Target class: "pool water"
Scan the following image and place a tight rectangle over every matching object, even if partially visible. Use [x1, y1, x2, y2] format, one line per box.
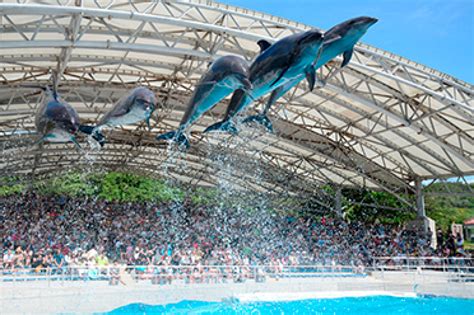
[104, 296, 474, 315]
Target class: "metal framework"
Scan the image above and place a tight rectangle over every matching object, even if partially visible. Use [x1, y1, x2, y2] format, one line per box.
[0, 0, 473, 208]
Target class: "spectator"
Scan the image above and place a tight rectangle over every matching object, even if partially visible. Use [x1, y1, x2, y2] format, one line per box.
[1, 192, 467, 275]
[53, 247, 65, 274]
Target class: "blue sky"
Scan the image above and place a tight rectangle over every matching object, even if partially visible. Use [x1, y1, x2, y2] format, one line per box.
[224, 0, 474, 84]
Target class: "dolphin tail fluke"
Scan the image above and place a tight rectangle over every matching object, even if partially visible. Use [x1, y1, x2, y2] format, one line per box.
[156, 130, 190, 149]
[156, 130, 177, 141]
[203, 120, 238, 135]
[79, 125, 105, 147]
[242, 114, 274, 133]
[92, 130, 106, 147]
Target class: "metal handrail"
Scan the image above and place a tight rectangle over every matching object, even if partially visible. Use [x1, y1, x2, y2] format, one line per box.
[2, 262, 473, 286]
[374, 256, 473, 261]
[371, 257, 473, 270]
[0, 264, 366, 283]
[0, 264, 364, 273]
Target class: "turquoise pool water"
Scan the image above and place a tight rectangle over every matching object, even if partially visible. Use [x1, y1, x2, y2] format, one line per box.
[104, 296, 474, 314]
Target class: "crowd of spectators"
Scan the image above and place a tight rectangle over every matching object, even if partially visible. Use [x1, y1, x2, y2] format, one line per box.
[1, 192, 468, 278]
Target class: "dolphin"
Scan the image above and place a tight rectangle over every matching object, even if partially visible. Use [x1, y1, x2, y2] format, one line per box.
[203, 28, 325, 134]
[79, 87, 156, 147]
[243, 16, 378, 132]
[156, 55, 252, 148]
[34, 86, 81, 148]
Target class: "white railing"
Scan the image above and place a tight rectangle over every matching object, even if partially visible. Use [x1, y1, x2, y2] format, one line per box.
[0, 264, 366, 284]
[371, 256, 474, 272]
[1, 258, 472, 285]
[370, 257, 474, 288]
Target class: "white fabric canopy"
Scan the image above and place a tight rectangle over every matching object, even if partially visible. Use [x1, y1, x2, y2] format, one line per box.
[0, 0, 472, 200]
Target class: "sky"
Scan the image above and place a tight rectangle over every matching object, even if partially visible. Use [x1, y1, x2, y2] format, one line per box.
[224, 0, 474, 84]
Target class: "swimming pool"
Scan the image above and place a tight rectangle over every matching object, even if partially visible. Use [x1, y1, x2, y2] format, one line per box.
[104, 295, 474, 314]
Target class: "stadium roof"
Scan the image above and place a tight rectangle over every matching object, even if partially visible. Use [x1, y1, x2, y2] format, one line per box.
[0, 0, 473, 205]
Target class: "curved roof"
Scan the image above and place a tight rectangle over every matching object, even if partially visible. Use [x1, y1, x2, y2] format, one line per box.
[0, 0, 473, 203]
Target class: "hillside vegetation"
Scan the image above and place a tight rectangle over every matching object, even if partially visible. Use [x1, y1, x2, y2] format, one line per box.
[1, 172, 472, 230]
[424, 182, 474, 230]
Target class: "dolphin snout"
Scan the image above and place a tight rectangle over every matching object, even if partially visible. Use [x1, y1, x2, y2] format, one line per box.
[365, 17, 378, 26]
[356, 16, 378, 27]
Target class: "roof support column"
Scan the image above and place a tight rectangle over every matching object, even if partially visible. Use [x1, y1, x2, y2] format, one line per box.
[415, 178, 427, 233]
[334, 186, 342, 218]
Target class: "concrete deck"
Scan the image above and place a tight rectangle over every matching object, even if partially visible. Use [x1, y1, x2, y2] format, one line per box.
[1, 272, 473, 314]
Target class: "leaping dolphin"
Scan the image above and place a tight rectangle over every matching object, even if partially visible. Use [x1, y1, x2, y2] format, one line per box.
[156, 55, 252, 148]
[203, 29, 325, 134]
[243, 16, 378, 132]
[34, 86, 81, 148]
[79, 87, 156, 147]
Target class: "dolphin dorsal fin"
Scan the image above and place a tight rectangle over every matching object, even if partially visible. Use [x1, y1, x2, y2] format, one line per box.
[257, 40, 272, 53]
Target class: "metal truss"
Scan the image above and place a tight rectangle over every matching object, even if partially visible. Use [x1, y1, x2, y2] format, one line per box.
[0, 0, 473, 209]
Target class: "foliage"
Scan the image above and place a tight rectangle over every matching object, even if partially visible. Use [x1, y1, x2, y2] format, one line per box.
[424, 182, 474, 231]
[0, 172, 472, 230]
[34, 172, 101, 197]
[189, 187, 221, 206]
[344, 203, 416, 225]
[343, 189, 416, 225]
[0, 183, 25, 197]
[0, 176, 26, 197]
[464, 241, 474, 251]
[98, 172, 184, 202]
[0, 171, 185, 203]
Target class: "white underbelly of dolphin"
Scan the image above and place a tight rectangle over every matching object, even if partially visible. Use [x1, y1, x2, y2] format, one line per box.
[189, 86, 234, 124]
[45, 128, 73, 142]
[250, 67, 304, 100]
[107, 106, 146, 127]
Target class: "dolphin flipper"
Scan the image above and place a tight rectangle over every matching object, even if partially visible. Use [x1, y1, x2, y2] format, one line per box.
[156, 130, 190, 149]
[305, 65, 316, 91]
[70, 136, 82, 150]
[269, 35, 308, 88]
[341, 49, 353, 68]
[203, 120, 238, 135]
[270, 65, 290, 87]
[263, 81, 298, 114]
[243, 114, 274, 133]
[146, 116, 152, 131]
[269, 40, 301, 88]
